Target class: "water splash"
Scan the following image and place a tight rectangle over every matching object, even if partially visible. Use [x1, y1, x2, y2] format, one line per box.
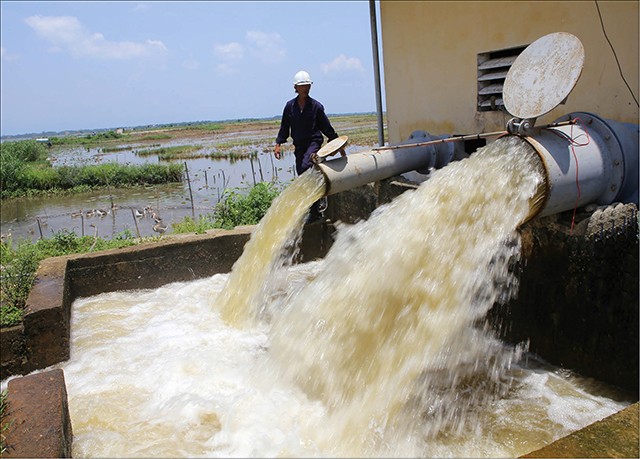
[265, 136, 547, 455]
[216, 168, 326, 327]
[58, 262, 628, 458]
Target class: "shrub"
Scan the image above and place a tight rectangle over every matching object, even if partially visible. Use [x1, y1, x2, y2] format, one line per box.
[212, 181, 282, 230]
[0, 243, 39, 317]
[171, 181, 283, 233]
[0, 229, 139, 328]
[172, 215, 217, 234]
[0, 140, 46, 162]
[0, 140, 48, 193]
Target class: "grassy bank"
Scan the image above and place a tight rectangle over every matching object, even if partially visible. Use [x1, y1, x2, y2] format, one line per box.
[0, 180, 282, 328]
[0, 140, 184, 199]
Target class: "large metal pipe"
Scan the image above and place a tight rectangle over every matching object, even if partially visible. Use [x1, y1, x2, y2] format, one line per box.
[314, 130, 463, 196]
[314, 112, 639, 222]
[520, 111, 639, 219]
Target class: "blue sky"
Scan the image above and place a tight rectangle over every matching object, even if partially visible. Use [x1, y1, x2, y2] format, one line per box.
[1, 1, 384, 136]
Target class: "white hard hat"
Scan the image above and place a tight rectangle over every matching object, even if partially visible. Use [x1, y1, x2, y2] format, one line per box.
[293, 70, 313, 86]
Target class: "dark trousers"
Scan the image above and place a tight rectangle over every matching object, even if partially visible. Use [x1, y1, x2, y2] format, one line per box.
[294, 141, 322, 176]
[294, 140, 324, 218]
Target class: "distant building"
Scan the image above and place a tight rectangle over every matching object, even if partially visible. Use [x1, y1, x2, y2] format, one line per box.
[35, 138, 53, 147]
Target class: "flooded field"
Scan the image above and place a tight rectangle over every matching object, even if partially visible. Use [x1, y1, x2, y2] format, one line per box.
[1, 115, 380, 242]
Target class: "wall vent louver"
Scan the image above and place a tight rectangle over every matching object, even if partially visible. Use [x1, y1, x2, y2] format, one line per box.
[477, 45, 528, 112]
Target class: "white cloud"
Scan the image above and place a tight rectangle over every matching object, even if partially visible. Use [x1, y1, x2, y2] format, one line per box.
[321, 54, 365, 75]
[212, 30, 285, 75]
[245, 30, 286, 63]
[26, 15, 82, 44]
[213, 42, 244, 60]
[24, 15, 168, 60]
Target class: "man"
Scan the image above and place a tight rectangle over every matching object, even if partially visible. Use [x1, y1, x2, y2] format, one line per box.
[274, 70, 338, 221]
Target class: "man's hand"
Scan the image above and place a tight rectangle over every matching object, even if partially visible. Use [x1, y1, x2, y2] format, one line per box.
[274, 143, 282, 160]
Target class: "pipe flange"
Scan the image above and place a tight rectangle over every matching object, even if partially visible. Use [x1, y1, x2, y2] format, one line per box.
[558, 112, 625, 205]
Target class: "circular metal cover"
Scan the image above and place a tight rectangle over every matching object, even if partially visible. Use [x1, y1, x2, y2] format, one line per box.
[503, 32, 584, 120]
[316, 135, 349, 159]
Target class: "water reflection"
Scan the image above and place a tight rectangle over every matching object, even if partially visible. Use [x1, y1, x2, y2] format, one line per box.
[1, 135, 372, 243]
[1, 153, 297, 243]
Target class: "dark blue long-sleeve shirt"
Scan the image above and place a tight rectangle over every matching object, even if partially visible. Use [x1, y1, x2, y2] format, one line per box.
[276, 96, 338, 147]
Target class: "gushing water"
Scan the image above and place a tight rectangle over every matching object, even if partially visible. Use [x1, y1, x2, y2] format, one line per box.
[217, 169, 325, 327]
[265, 136, 548, 454]
[50, 137, 630, 457]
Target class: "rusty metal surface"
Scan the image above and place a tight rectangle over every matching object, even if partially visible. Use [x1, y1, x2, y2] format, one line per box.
[503, 32, 584, 120]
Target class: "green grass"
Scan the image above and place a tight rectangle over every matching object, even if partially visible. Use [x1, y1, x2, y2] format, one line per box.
[134, 134, 173, 141]
[0, 140, 184, 199]
[100, 145, 142, 153]
[47, 129, 171, 145]
[205, 181, 283, 230]
[134, 144, 204, 158]
[171, 214, 218, 234]
[183, 122, 224, 131]
[0, 180, 283, 328]
[169, 181, 284, 233]
[209, 149, 258, 161]
[0, 228, 141, 328]
[49, 130, 124, 147]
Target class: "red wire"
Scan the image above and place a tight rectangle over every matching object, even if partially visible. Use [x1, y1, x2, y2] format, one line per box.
[548, 118, 591, 234]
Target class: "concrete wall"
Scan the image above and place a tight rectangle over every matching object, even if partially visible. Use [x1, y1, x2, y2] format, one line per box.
[3, 369, 73, 458]
[490, 204, 639, 396]
[524, 402, 639, 458]
[379, 1, 639, 144]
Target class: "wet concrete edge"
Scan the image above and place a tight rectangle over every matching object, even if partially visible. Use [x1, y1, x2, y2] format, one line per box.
[3, 369, 72, 458]
[521, 402, 639, 458]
